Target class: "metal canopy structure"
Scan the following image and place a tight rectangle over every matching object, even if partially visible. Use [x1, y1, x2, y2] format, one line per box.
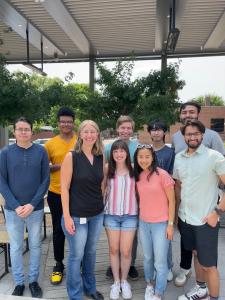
[0, 0, 225, 64]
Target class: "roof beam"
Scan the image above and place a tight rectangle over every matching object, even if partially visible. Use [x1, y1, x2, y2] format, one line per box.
[155, 0, 169, 51]
[0, 0, 64, 57]
[40, 0, 90, 55]
[155, 0, 186, 52]
[204, 10, 225, 49]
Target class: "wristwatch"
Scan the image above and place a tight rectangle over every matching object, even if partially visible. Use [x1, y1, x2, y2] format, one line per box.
[168, 221, 174, 226]
[214, 206, 224, 216]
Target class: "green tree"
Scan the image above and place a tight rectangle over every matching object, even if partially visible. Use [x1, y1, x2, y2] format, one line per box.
[0, 56, 42, 124]
[192, 94, 224, 106]
[95, 60, 143, 128]
[133, 63, 185, 128]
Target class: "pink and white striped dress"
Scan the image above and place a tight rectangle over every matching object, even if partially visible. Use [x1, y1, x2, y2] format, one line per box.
[104, 174, 138, 216]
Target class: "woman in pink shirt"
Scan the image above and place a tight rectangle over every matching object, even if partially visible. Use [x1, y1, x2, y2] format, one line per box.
[104, 139, 138, 300]
[134, 144, 175, 300]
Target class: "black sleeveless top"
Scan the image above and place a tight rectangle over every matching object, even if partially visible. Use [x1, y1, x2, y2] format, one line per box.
[69, 151, 104, 217]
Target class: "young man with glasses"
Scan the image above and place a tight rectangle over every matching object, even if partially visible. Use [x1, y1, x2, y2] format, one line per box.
[45, 107, 77, 285]
[173, 120, 225, 300]
[172, 101, 225, 287]
[0, 117, 50, 297]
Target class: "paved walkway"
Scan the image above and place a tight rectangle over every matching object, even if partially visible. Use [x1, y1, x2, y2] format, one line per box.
[0, 225, 225, 300]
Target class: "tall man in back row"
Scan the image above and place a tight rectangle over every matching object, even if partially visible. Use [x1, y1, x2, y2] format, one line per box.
[173, 120, 225, 300]
[45, 107, 77, 285]
[172, 101, 225, 287]
[105, 115, 139, 280]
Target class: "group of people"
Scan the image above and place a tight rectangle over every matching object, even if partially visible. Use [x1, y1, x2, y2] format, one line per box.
[0, 102, 225, 300]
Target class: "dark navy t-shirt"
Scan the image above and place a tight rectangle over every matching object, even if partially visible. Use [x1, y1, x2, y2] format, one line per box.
[155, 145, 175, 174]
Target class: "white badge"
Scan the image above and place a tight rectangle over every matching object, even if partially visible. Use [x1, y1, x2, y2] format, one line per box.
[80, 217, 87, 224]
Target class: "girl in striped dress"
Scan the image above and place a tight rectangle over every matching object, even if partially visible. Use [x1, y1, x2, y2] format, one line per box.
[104, 139, 138, 300]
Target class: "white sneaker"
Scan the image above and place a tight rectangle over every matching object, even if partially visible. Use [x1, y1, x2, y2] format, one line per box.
[145, 285, 154, 300]
[174, 268, 192, 287]
[167, 269, 173, 282]
[110, 282, 121, 300]
[177, 284, 208, 300]
[151, 295, 162, 300]
[121, 280, 132, 299]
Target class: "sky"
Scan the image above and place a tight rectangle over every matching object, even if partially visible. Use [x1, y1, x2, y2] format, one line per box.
[7, 55, 225, 102]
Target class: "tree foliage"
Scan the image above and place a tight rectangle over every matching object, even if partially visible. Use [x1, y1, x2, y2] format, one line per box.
[192, 94, 224, 106]
[96, 60, 185, 129]
[1, 55, 185, 131]
[0, 55, 42, 125]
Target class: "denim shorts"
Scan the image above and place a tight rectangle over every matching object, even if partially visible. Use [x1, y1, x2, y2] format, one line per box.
[104, 214, 138, 231]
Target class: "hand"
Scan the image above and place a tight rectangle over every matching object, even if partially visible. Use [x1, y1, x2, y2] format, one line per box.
[18, 204, 34, 218]
[203, 211, 219, 228]
[15, 206, 25, 216]
[166, 225, 174, 240]
[65, 216, 75, 235]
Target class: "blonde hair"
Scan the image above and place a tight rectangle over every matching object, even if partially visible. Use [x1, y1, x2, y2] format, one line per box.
[116, 115, 135, 130]
[74, 120, 104, 155]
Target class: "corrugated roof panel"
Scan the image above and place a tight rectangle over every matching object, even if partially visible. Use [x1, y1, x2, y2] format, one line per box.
[8, 0, 84, 58]
[63, 0, 156, 55]
[177, 0, 225, 51]
[2, 0, 225, 61]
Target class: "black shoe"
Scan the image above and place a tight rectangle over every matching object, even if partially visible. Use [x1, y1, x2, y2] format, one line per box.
[128, 266, 139, 280]
[12, 284, 25, 296]
[105, 266, 113, 279]
[29, 282, 43, 298]
[85, 290, 104, 300]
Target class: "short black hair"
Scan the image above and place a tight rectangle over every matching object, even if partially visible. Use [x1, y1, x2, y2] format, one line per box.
[57, 107, 75, 121]
[14, 117, 33, 130]
[181, 120, 206, 136]
[147, 119, 167, 133]
[180, 101, 201, 114]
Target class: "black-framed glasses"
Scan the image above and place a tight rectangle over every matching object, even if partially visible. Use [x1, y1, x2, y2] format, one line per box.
[59, 120, 74, 125]
[184, 132, 202, 138]
[137, 144, 153, 149]
[15, 128, 31, 133]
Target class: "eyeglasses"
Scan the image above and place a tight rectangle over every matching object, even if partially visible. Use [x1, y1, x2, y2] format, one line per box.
[184, 132, 202, 138]
[59, 120, 74, 125]
[137, 144, 153, 149]
[15, 128, 31, 132]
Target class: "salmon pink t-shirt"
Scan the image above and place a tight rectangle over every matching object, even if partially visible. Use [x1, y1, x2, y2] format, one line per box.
[136, 168, 175, 223]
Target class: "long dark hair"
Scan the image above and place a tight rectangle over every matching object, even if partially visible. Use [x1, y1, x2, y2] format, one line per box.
[108, 139, 134, 179]
[134, 145, 158, 181]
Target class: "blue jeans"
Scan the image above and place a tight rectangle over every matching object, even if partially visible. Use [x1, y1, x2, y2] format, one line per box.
[62, 213, 103, 300]
[104, 214, 138, 231]
[139, 220, 169, 295]
[5, 209, 43, 285]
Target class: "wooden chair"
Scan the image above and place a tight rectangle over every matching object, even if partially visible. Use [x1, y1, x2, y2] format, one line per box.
[0, 194, 29, 279]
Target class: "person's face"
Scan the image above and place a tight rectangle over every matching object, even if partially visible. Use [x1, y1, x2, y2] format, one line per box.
[80, 124, 98, 146]
[137, 148, 153, 171]
[184, 126, 203, 149]
[112, 148, 127, 164]
[180, 105, 199, 125]
[117, 122, 133, 141]
[58, 116, 74, 134]
[149, 128, 165, 143]
[14, 121, 32, 144]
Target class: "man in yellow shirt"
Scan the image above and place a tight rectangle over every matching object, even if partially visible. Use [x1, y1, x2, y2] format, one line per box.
[45, 107, 77, 285]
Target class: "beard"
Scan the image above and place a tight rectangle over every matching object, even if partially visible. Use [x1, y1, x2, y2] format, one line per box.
[180, 117, 198, 125]
[186, 140, 202, 149]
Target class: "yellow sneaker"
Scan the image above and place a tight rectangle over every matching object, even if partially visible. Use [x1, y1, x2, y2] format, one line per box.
[50, 262, 64, 285]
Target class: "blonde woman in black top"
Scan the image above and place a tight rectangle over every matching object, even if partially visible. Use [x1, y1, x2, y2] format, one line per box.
[61, 120, 105, 300]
